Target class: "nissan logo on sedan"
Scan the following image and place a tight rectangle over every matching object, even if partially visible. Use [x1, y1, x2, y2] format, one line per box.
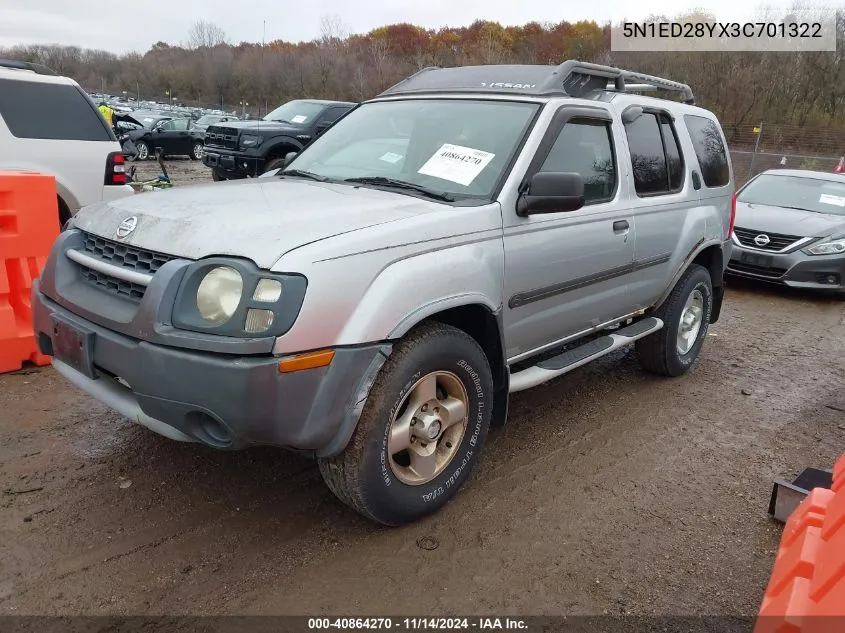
[754, 234, 770, 247]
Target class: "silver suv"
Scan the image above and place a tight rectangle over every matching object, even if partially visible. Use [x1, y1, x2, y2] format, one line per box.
[32, 61, 734, 525]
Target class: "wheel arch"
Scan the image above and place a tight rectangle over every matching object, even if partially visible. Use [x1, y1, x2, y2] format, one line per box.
[263, 137, 304, 162]
[406, 301, 510, 429]
[652, 240, 726, 323]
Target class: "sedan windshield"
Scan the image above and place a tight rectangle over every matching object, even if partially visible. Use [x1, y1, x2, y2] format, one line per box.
[739, 174, 845, 216]
[282, 99, 540, 199]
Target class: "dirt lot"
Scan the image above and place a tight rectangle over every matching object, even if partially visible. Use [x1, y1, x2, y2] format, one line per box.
[1, 160, 844, 618]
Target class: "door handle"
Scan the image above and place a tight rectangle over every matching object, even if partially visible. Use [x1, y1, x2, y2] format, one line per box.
[613, 220, 629, 233]
[692, 171, 702, 190]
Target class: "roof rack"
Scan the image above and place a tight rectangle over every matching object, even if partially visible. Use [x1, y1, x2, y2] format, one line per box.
[0, 59, 58, 76]
[378, 59, 695, 105]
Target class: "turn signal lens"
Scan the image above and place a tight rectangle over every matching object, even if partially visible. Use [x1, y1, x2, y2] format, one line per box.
[278, 349, 335, 373]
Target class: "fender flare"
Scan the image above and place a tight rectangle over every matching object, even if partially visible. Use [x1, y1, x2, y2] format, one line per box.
[652, 238, 726, 312]
[387, 293, 502, 339]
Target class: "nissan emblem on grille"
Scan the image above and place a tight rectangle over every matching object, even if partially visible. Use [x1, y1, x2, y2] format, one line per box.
[754, 234, 770, 247]
[116, 216, 138, 239]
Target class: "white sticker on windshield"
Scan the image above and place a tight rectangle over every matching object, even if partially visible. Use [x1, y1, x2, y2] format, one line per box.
[291, 115, 307, 123]
[379, 152, 404, 164]
[819, 193, 845, 207]
[417, 143, 495, 186]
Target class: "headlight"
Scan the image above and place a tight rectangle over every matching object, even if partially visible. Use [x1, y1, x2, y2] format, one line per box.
[172, 258, 308, 338]
[804, 238, 845, 256]
[196, 266, 243, 324]
[239, 134, 263, 148]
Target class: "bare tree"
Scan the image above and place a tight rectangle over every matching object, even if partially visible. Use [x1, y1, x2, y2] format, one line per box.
[187, 20, 228, 50]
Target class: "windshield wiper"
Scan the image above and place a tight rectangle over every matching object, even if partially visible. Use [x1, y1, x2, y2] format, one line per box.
[343, 177, 455, 202]
[280, 169, 328, 182]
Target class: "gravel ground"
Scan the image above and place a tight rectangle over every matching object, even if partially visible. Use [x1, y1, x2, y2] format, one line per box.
[1, 160, 844, 618]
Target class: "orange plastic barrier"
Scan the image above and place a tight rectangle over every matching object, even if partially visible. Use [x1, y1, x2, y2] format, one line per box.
[0, 172, 59, 374]
[755, 453, 845, 633]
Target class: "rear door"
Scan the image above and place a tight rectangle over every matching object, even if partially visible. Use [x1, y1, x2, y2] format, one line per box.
[618, 105, 692, 307]
[0, 76, 119, 210]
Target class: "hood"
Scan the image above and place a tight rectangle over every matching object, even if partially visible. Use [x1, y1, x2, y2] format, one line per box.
[208, 120, 302, 135]
[734, 202, 845, 238]
[72, 178, 445, 269]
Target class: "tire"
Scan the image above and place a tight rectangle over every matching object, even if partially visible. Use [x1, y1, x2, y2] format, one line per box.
[636, 263, 713, 377]
[318, 322, 494, 526]
[191, 141, 203, 160]
[135, 141, 149, 161]
[262, 157, 286, 174]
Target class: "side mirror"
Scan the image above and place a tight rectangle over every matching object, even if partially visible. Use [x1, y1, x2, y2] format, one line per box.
[516, 172, 585, 217]
[315, 122, 330, 134]
[283, 151, 298, 167]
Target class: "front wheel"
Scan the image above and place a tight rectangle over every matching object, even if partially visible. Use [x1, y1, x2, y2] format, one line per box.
[262, 157, 286, 174]
[318, 322, 494, 526]
[636, 263, 713, 377]
[191, 141, 203, 160]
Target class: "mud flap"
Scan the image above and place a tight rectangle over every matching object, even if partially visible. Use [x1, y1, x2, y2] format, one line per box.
[709, 284, 725, 323]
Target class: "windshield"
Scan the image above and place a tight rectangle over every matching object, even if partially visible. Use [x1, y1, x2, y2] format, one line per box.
[739, 174, 845, 215]
[263, 101, 325, 124]
[195, 115, 224, 126]
[283, 99, 540, 199]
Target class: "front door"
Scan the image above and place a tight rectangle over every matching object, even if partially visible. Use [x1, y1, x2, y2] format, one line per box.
[502, 106, 637, 361]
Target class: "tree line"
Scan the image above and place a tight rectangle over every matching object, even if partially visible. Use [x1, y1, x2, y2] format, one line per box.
[2, 12, 843, 129]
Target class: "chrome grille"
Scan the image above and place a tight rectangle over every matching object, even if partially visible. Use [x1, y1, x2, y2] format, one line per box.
[733, 227, 803, 252]
[78, 265, 147, 302]
[81, 231, 174, 275]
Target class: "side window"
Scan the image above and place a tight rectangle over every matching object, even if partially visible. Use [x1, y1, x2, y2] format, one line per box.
[624, 111, 685, 196]
[0, 78, 112, 141]
[319, 106, 350, 126]
[156, 120, 172, 131]
[171, 119, 189, 131]
[538, 120, 617, 205]
[660, 115, 684, 190]
[624, 112, 668, 195]
[684, 114, 730, 188]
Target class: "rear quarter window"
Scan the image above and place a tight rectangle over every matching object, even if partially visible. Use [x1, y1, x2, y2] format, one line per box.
[683, 114, 730, 188]
[0, 78, 114, 141]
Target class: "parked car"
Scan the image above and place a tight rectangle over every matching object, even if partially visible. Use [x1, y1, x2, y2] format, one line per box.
[202, 99, 355, 180]
[0, 59, 132, 227]
[33, 60, 733, 525]
[727, 169, 845, 294]
[121, 115, 203, 161]
[192, 113, 239, 138]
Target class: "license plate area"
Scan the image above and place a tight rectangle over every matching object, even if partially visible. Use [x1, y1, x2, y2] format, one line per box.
[740, 251, 773, 268]
[51, 316, 97, 379]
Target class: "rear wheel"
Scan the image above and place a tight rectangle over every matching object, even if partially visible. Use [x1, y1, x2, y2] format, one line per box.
[636, 263, 713, 377]
[318, 322, 494, 526]
[191, 141, 203, 160]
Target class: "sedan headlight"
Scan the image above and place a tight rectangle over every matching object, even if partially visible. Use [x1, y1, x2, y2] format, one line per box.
[804, 238, 845, 256]
[196, 266, 243, 324]
[239, 134, 263, 149]
[172, 257, 308, 338]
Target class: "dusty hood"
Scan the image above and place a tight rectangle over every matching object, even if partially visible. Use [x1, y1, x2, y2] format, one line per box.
[734, 202, 845, 238]
[72, 177, 443, 268]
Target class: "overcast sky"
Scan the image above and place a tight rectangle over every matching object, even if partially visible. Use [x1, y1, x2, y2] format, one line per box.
[0, 0, 818, 54]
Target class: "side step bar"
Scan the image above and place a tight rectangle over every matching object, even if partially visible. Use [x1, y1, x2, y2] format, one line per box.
[508, 317, 664, 393]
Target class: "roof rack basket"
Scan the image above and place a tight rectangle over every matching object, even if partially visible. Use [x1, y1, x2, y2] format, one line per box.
[549, 60, 695, 105]
[0, 59, 58, 76]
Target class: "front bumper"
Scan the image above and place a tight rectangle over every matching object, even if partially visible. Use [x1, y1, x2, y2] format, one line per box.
[202, 149, 262, 178]
[31, 229, 391, 456]
[727, 241, 845, 292]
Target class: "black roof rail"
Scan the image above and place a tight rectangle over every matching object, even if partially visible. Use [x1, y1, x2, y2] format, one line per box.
[377, 59, 695, 105]
[0, 59, 58, 76]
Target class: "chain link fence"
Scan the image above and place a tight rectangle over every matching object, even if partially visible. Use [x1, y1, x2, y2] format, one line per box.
[724, 123, 845, 187]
